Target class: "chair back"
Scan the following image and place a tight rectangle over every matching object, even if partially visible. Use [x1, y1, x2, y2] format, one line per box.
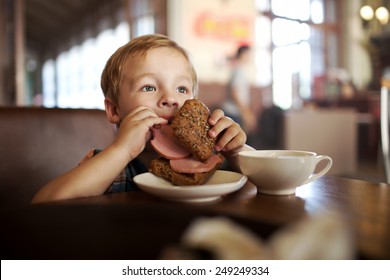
[0, 107, 116, 211]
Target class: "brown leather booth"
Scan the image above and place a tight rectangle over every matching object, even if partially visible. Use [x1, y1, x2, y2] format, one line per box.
[0, 107, 116, 211]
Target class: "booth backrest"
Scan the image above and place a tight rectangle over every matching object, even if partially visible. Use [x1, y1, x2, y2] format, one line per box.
[0, 107, 116, 211]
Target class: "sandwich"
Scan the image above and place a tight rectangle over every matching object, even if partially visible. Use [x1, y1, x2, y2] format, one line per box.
[149, 99, 224, 185]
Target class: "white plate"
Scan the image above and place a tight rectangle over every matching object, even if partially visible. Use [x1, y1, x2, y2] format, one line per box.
[134, 170, 247, 203]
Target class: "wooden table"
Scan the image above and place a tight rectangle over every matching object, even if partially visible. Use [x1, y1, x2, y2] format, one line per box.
[1, 175, 389, 260]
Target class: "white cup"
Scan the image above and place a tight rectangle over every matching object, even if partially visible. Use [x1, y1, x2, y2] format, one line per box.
[238, 150, 333, 195]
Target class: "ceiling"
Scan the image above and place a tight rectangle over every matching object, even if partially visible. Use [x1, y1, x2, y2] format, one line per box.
[25, 0, 122, 57]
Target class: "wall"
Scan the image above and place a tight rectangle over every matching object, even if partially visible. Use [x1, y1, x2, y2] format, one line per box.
[168, 0, 256, 84]
[169, 0, 375, 93]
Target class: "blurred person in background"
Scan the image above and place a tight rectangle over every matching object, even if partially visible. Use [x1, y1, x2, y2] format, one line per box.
[222, 44, 257, 135]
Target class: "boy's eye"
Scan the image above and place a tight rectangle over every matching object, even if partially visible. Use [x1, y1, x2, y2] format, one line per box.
[177, 87, 189, 94]
[142, 85, 156, 92]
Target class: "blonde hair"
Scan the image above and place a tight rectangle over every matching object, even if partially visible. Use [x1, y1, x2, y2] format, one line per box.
[101, 34, 198, 104]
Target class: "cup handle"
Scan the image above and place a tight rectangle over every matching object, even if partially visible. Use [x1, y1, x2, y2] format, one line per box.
[304, 155, 333, 184]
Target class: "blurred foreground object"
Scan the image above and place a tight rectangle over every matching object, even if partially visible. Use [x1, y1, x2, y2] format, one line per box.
[162, 213, 354, 260]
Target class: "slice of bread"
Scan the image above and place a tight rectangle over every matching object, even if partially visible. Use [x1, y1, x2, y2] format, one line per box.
[171, 99, 215, 162]
[149, 157, 223, 186]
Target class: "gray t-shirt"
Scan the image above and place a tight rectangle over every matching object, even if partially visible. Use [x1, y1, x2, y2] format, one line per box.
[223, 67, 250, 118]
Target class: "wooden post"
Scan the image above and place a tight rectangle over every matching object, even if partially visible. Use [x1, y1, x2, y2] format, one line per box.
[0, 0, 15, 105]
[15, 0, 25, 105]
[0, 0, 5, 104]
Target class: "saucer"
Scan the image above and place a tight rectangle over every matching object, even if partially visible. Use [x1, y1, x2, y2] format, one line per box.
[134, 170, 247, 203]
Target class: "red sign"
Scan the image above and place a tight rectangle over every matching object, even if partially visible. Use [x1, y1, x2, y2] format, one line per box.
[194, 12, 252, 42]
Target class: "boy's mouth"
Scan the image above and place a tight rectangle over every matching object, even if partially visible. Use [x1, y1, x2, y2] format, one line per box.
[161, 116, 174, 124]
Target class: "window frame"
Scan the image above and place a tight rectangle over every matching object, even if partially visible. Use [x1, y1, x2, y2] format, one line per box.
[256, 0, 341, 109]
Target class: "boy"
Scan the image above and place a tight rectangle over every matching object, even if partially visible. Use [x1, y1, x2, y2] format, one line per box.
[32, 34, 254, 203]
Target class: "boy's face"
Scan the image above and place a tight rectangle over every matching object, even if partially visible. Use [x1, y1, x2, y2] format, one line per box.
[115, 47, 195, 121]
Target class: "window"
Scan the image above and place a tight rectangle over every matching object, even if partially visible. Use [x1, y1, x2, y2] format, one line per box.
[41, 0, 166, 109]
[42, 22, 130, 109]
[42, 60, 56, 107]
[134, 15, 155, 37]
[255, 0, 338, 109]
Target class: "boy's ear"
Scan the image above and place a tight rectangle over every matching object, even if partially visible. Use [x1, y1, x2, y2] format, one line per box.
[104, 98, 121, 124]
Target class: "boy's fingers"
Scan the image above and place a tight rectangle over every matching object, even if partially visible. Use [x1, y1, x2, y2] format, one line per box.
[209, 116, 238, 139]
[214, 124, 243, 151]
[208, 109, 225, 126]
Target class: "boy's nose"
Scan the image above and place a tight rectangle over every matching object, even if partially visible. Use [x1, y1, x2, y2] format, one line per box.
[159, 92, 179, 107]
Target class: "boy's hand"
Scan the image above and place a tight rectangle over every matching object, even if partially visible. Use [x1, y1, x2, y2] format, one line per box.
[208, 109, 247, 156]
[114, 106, 167, 161]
